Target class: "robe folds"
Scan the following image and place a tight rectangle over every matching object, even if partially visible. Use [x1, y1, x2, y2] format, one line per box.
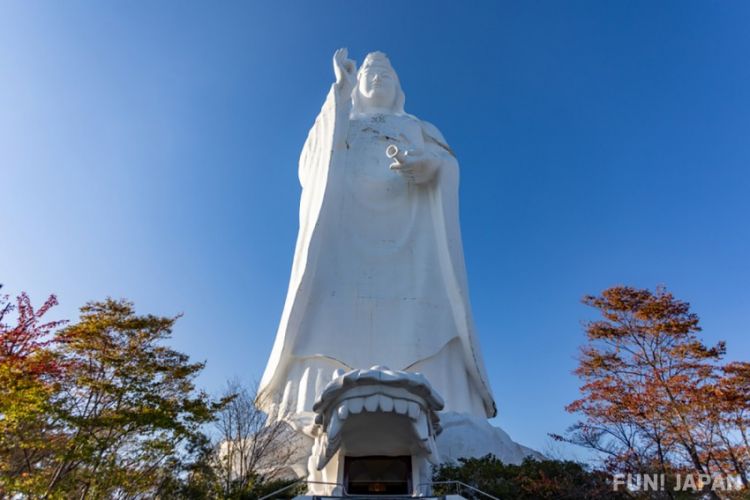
[259, 84, 497, 420]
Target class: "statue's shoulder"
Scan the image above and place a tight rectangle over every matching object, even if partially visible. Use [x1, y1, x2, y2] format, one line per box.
[418, 119, 447, 144]
[400, 113, 448, 142]
[413, 117, 454, 156]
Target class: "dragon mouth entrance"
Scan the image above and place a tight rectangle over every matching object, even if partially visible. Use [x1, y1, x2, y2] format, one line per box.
[310, 367, 444, 471]
[344, 455, 411, 495]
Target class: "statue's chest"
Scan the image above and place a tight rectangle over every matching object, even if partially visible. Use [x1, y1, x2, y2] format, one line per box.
[345, 116, 423, 202]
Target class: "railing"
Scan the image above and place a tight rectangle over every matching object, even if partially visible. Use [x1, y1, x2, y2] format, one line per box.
[421, 480, 500, 500]
[259, 478, 499, 499]
[258, 479, 339, 499]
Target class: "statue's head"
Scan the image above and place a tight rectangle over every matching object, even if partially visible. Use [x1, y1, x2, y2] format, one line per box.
[352, 52, 405, 116]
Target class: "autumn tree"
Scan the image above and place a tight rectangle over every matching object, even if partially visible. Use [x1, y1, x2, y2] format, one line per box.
[0, 291, 66, 496]
[711, 361, 750, 487]
[41, 298, 225, 499]
[555, 286, 748, 499]
[1, 292, 302, 499]
[0, 293, 70, 497]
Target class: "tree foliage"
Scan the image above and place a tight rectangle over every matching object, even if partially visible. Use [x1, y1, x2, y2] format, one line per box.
[45, 298, 223, 498]
[555, 286, 749, 498]
[432, 454, 626, 499]
[0, 292, 66, 496]
[1, 291, 305, 499]
[0, 294, 228, 499]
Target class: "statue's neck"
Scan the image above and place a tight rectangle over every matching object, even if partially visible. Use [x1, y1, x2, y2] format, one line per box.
[357, 106, 396, 116]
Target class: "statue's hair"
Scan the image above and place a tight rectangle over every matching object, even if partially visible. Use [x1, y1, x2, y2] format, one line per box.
[351, 52, 406, 116]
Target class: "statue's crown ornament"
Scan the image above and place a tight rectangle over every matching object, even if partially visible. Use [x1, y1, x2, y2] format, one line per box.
[359, 51, 395, 74]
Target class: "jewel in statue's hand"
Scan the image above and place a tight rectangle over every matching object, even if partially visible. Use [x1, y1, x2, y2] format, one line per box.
[386, 144, 438, 184]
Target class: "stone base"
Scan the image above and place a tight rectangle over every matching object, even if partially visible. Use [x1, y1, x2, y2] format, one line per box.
[436, 411, 543, 465]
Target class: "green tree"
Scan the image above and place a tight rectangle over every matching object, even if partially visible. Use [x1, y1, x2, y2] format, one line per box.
[42, 298, 224, 499]
[432, 454, 626, 500]
[154, 432, 222, 499]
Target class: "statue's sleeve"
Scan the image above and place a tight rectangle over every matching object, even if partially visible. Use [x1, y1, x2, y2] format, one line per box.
[292, 84, 350, 279]
[299, 88, 336, 189]
[259, 85, 348, 408]
[299, 84, 352, 189]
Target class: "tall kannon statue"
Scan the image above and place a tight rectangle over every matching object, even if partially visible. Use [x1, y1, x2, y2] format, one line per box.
[258, 49, 496, 425]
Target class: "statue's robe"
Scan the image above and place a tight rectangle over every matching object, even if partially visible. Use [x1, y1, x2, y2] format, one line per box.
[259, 84, 497, 421]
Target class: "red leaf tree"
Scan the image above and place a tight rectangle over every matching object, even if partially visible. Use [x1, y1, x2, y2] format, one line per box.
[556, 286, 747, 498]
[0, 291, 67, 495]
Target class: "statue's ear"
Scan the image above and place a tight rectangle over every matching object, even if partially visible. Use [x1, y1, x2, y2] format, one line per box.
[350, 84, 359, 107]
[394, 87, 406, 115]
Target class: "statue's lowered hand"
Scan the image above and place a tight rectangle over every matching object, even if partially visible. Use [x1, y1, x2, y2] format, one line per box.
[386, 144, 438, 184]
[333, 48, 356, 91]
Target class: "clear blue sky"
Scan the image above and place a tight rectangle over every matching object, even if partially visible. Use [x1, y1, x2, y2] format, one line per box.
[2, 1, 749, 458]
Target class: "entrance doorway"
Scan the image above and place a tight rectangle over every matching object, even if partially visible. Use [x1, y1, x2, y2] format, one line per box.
[344, 455, 412, 495]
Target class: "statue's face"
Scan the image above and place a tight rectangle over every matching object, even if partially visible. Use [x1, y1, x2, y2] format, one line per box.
[358, 65, 398, 110]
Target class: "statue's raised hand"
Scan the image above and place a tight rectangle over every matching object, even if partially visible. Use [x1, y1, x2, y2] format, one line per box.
[333, 48, 356, 91]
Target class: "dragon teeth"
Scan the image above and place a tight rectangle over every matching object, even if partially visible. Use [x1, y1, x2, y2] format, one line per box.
[364, 394, 379, 412]
[337, 403, 349, 420]
[347, 397, 364, 414]
[415, 412, 429, 441]
[327, 413, 342, 440]
[407, 401, 420, 420]
[379, 394, 394, 411]
[394, 398, 408, 414]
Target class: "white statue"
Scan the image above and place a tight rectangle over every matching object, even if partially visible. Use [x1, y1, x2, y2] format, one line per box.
[258, 49, 496, 426]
